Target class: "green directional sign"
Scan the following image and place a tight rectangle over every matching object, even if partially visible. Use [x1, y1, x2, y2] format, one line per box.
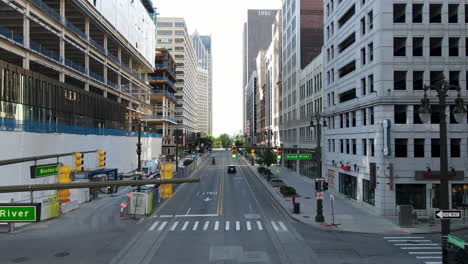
[285, 153, 312, 160]
[448, 234, 465, 249]
[30, 163, 59, 178]
[0, 204, 41, 222]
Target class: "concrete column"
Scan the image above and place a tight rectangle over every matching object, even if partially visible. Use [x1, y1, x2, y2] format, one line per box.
[129, 57, 133, 70]
[23, 6, 30, 49]
[60, 39, 65, 63]
[128, 102, 132, 131]
[85, 17, 90, 39]
[117, 96, 121, 103]
[103, 90, 107, 98]
[84, 82, 89, 91]
[118, 74, 121, 91]
[118, 47, 122, 61]
[59, 0, 65, 23]
[22, 55, 30, 70]
[104, 34, 108, 54]
[85, 55, 89, 75]
[104, 66, 107, 83]
[59, 73, 65, 82]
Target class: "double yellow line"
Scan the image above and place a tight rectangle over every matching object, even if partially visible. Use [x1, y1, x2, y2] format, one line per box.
[217, 156, 225, 216]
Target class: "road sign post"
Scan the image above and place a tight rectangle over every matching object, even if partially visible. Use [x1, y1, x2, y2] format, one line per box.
[435, 210, 462, 219]
[447, 235, 465, 249]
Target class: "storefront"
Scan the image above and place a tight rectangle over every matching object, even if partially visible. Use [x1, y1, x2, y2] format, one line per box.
[299, 159, 316, 179]
[431, 184, 468, 209]
[339, 173, 357, 199]
[395, 184, 426, 209]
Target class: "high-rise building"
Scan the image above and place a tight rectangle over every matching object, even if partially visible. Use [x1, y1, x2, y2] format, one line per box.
[322, 0, 468, 215]
[156, 17, 199, 146]
[199, 35, 213, 135]
[192, 32, 211, 136]
[242, 9, 278, 135]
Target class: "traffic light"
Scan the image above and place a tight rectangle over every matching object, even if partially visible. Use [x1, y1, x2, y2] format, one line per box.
[323, 182, 329, 191]
[250, 149, 255, 156]
[276, 147, 282, 160]
[97, 150, 106, 167]
[58, 165, 71, 203]
[74, 152, 83, 172]
[231, 146, 237, 159]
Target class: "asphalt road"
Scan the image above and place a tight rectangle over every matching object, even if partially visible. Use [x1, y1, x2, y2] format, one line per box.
[1, 150, 466, 264]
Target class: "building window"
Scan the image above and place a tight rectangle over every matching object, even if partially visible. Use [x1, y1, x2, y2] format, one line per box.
[431, 105, 442, 124]
[431, 138, 440, 157]
[361, 78, 366, 95]
[430, 71, 443, 86]
[360, 17, 366, 35]
[430, 37, 443, 56]
[346, 113, 350, 127]
[449, 38, 459, 56]
[450, 71, 460, 89]
[466, 4, 468, 23]
[396, 184, 426, 209]
[466, 38, 468, 57]
[368, 10, 373, 30]
[370, 107, 374, 125]
[414, 138, 425, 157]
[394, 37, 406, 56]
[370, 138, 375, 156]
[430, 4, 442, 23]
[366, 42, 373, 62]
[352, 111, 356, 127]
[395, 139, 408, 157]
[352, 139, 357, 155]
[362, 139, 367, 155]
[368, 74, 374, 92]
[340, 114, 343, 128]
[393, 4, 406, 23]
[332, 139, 336, 152]
[394, 71, 407, 90]
[346, 139, 350, 154]
[394, 105, 407, 124]
[362, 109, 367, 126]
[413, 37, 423, 56]
[449, 4, 459, 23]
[338, 60, 356, 78]
[413, 105, 423, 124]
[451, 139, 461, 158]
[412, 4, 423, 23]
[413, 71, 424, 90]
[340, 139, 344, 153]
[363, 179, 375, 205]
[361, 48, 366, 65]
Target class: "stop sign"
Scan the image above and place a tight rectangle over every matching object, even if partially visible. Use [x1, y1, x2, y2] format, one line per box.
[120, 202, 127, 208]
[127, 192, 132, 199]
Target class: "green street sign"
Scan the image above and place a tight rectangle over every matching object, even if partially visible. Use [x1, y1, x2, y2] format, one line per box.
[30, 163, 59, 178]
[448, 234, 465, 249]
[285, 153, 312, 160]
[0, 204, 41, 222]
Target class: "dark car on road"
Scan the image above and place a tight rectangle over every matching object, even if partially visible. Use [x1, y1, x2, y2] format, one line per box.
[227, 165, 236, 174]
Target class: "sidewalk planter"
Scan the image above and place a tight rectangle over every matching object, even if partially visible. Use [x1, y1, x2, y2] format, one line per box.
[279, 186, 297, 197]
[269, 179, 286, 187]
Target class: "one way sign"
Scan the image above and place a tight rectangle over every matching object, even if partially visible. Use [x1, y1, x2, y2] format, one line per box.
[435, 210, 462, 219]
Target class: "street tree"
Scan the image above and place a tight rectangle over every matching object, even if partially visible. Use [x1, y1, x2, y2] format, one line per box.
[218, 133, 232, 147]
[234, 134, 244, 147]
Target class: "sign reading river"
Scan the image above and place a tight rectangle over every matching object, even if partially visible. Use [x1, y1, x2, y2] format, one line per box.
[0, 204, 41, 222]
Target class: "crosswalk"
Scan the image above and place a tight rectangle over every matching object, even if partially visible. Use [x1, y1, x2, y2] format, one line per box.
[384, 236, 441, 264]
[147, 220, 288, 233]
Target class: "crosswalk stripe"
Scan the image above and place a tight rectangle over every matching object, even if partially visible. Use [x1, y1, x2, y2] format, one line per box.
[246, 221, 251, 231]
[416, 256, 442, 259]
[236, 221, 240, 231]
[278, 221, 288, 231]
[181, 221, 189, 231]
[203, 221, 209, 231]
[257, 221, 263, 230]
[170, 221, 179, 231]
[214, 221, 219, 230]
[271, 221, 279, 231]
[148, 221, 159, 231]
[225, 221, 230, 231]
[395, 244, 438, 246]
[408, 252, 441, 255]
[401, 247, 441, 250]
[384, 237, 424, 239]
[158, 221, 167, 231]
[388, 240, 431, 242]
[192, 221, 199, 231]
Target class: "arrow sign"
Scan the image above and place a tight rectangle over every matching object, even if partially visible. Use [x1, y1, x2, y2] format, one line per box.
[435, 210, 462, 219]
[203, 197, 212, 202]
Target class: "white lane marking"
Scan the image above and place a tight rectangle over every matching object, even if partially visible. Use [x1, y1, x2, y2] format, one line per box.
[395, 243, 439, 246]
[278, 221, 288, 231]
[225, 221, 230, 231]
[271, 221, 279, 231]
[203, 221, 209, 231]
[256, 221, 263, 230]
[181, 221, 189, 231]
[170, 221, 179, 231]
[408, 252, 441, 255]
[246, 221, 251, 231]
[249, 204, 253, 212]
[174, 214, 218, 217]
[196, 191, 200, 197]
[158, 221, 167, 231]
[400, 247, 441, 250]
[236, 221, 240, 231]
[152, 215, 158, 218]
[192, 221, 199, 231]
[384, 237, 425, 239]
[416, 256, 442, 259]
[424, 262, 442, 264]
[186, 208, 191, 215]
[388, 240, 431, 242]
[159, 215, 173, 218]
[214, 221, 219, 231]
[148, 221, 159, 231]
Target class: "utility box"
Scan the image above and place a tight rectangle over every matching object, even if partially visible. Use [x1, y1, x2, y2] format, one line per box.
[128, 192, 148, 216]
[398, 205, 414, 227]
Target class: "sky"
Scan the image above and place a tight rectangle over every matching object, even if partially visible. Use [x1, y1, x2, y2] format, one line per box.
[155, 0, 281, 137]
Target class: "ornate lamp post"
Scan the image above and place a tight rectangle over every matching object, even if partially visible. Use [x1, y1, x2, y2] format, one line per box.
[310, 113, 327, 223]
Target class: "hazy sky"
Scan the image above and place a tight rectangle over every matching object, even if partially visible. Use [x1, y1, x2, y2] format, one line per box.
[156, 0, 281, 137]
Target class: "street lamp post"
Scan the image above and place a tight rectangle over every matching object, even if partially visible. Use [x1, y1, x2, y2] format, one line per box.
[311, 113, 327, 223]
[418, 75, 467, 264]
[136, 118, 143, 192]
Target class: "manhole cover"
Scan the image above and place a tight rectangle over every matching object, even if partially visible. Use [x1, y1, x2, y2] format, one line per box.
[54, 252, 70, 258]
[304, 197, 311, 199]
[11, 257, 29, 263]
[303, 216, 311, 218]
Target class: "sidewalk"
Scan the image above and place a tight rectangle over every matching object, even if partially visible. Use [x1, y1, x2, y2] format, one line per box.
[243, 157, 468, 234]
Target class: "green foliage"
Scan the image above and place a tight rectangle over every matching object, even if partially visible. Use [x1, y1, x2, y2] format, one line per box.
[199, 134, 214, 147]
[256, 150, 277, 168]
[218, 133, 232, 147]
[279, 186, 297, 196]
[234, 135, 245, 147]
[257, 166, 273, 176]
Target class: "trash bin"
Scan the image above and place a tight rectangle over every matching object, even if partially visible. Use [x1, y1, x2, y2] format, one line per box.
[398, 205, 414, 227]
[293, 202, 300, 214]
